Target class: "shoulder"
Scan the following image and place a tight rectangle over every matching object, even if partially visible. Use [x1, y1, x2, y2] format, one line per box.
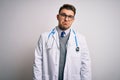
[38, 31, 51, 42]
[72, 29, 88, 45]
[40, 32, 50, 38]
[40, 27, 57, 39]
[73, 30, 88, 47]
[72, 29, 86, 39]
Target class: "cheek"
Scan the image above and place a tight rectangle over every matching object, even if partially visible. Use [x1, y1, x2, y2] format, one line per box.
[58, 18, 62, 22]
[69, 22, 73, 25]
[70, 21, 74, 25]
[59, 20, 64, 24]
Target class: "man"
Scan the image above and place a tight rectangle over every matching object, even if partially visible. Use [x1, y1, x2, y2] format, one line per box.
[33, 4, 91, 80]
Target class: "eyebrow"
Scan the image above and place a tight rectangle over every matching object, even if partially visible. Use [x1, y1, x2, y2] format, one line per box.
[59, 13, 74, 16]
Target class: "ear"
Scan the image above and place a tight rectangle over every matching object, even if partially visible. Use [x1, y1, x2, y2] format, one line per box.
[56, 14, 59, 20]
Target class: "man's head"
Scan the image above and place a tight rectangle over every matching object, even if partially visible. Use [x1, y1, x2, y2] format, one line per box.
[57, 4, 76, 30]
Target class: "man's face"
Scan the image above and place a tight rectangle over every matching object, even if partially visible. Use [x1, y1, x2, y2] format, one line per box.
[57, 9, 75, 30]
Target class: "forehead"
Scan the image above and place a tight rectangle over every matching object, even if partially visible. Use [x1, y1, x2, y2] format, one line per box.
[59, 9, 74, 15]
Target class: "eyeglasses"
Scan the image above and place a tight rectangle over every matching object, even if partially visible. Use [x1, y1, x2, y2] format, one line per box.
[59, 13, 74, 20]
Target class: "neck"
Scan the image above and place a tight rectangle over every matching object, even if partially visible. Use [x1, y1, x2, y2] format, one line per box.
[58, 26, 69, 31]
[56, 26, 71, 36]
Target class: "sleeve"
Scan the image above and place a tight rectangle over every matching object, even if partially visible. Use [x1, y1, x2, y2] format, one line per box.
[33, 35, 43, 80]
[80, 36, 91, 80]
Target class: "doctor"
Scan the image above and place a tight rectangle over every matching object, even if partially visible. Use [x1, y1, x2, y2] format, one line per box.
[33, 4, 91, 80]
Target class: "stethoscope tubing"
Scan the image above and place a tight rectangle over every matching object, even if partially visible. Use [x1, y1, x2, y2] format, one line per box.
[48, 28, 79, 52]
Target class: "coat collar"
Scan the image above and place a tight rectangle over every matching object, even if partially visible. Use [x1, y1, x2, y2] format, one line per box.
[52, 27, 76, 48]
[47, 27, 76, 49]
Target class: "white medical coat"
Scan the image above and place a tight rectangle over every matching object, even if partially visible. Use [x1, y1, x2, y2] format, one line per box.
[33, 28, 91, 80]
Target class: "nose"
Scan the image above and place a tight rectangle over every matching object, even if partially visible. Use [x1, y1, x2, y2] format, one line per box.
[64, 16, 69, 21]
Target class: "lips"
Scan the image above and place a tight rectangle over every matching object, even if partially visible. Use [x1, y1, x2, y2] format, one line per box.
[64, 23, 67, 25]
[63, 22, 68, 25]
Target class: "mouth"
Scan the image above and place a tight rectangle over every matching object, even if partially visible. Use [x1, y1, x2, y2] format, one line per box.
[63, 22, 68, 25]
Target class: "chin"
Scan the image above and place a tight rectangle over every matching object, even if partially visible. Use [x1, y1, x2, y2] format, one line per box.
[59, 25, 70, 30]
[61, 27, 69, 30]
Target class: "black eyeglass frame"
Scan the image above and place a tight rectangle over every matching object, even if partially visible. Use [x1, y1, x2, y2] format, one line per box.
[59, 13, 75, 20]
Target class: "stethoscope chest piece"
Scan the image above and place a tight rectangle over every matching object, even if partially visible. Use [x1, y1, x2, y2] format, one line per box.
[76, 47, 79, 52]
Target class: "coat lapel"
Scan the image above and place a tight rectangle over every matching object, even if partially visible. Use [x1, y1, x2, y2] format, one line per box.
[52, 28, 60, 48]
[67, 29, 76, 47]
[47, 28, 76, 49]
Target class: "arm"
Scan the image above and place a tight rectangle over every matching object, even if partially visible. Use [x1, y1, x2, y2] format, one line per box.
[33, 35, 43, 80]
[80, 37, 91, 80]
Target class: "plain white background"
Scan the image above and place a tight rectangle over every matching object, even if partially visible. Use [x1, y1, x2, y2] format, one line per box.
[0, 0, 120, 80]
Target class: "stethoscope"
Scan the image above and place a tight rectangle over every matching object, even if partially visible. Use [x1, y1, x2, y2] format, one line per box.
[48, 28, 80, 52]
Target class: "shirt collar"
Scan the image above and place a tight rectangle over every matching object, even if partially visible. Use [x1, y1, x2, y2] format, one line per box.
[56, 26, 71, 37]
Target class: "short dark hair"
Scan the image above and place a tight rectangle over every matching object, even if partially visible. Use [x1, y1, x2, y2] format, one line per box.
[59, 4, 76, 15]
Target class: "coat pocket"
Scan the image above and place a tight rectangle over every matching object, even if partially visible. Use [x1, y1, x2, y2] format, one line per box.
[70, 55, 81, 74]
[42, 75, 49, 80]
[71, 74, 81, 80]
